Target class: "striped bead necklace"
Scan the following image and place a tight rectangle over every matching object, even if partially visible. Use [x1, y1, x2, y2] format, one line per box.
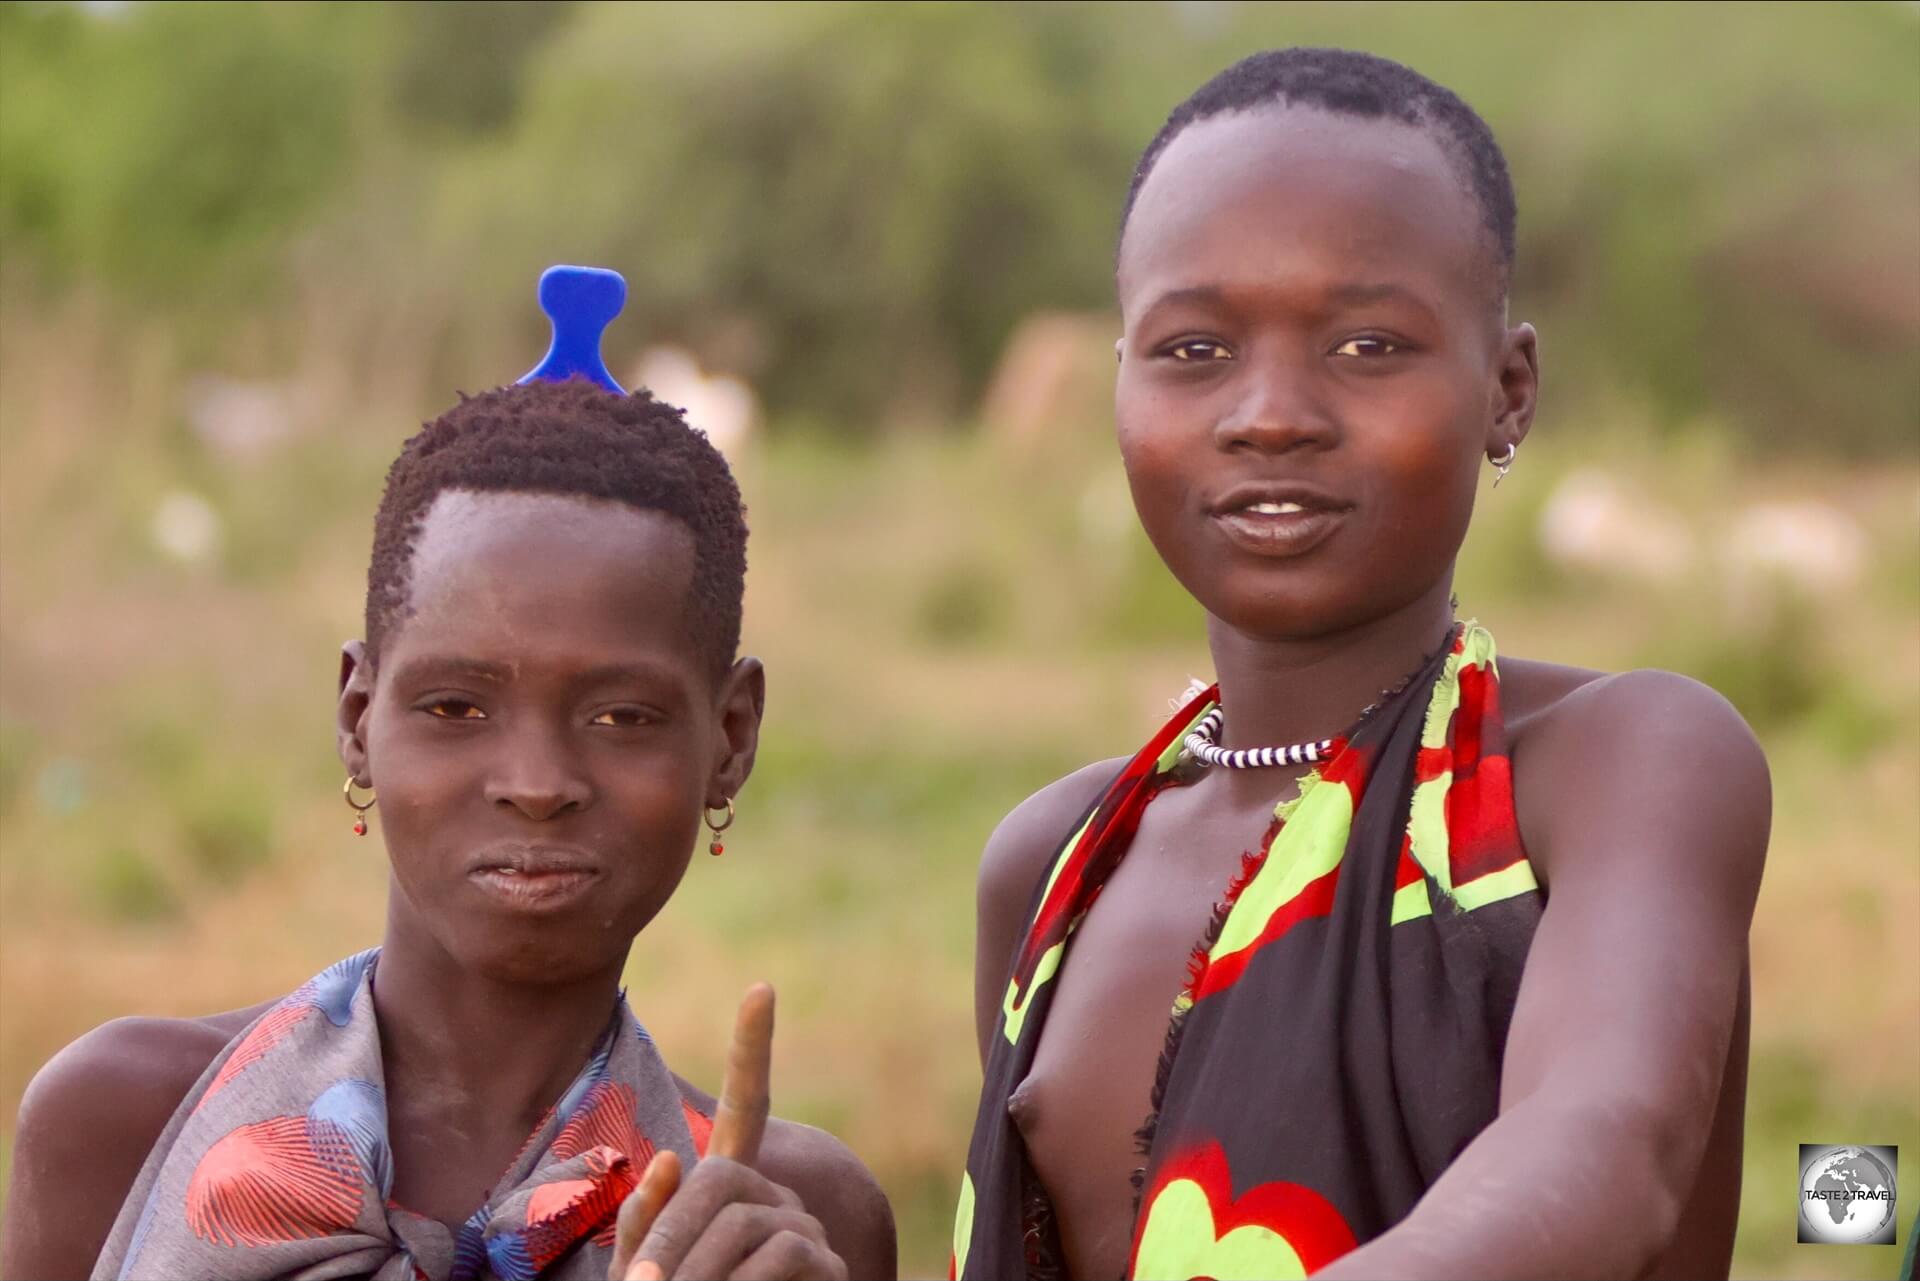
[1182, 709, 1334, 770]
[1183, 620, 1461, 770]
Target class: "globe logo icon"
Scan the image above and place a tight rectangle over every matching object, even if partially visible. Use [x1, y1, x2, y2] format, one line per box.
[1798, 1145, 1897, 1245]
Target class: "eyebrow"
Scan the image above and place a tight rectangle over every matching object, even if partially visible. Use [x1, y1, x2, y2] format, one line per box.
[571, 661, 688, 691]
[1140, 285, 1228, 316]
[1325, 281, 1424, 307]
[390, 656, 511, 686]
[390, 655, 689, 694]
[1138, 279, 1431, 319]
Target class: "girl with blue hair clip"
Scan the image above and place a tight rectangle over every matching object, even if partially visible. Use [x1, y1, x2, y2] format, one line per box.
[4, 269, 896, 1281]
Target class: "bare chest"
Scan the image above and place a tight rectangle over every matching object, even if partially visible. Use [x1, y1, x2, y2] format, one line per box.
[1011, 788, 1280, 1279]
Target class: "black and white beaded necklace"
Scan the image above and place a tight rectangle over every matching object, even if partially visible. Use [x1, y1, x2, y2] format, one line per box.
[1182, 623, 1460, 770]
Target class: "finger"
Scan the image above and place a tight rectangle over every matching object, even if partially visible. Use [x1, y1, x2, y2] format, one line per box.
[729, 1228, 846, 1281]
[670, 1201, 792, 1280]
[711, 983, 774, 1166]
[634, 1156, 784, 1281]
[613, 1150, 681, 1280]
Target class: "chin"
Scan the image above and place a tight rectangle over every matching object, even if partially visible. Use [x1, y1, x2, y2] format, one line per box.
[1199, 557, 1451, 643]
[1184, 570, 1356, 642]
[415, 893, 648, 986]
[458, 928, 632, 987]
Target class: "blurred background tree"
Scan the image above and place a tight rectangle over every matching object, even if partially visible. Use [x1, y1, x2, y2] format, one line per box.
[4, 1, 1913, 442]
[1, 3, 1915, 1277]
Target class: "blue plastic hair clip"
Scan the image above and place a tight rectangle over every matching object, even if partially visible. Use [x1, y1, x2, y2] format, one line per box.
[516, 264, 628, 394]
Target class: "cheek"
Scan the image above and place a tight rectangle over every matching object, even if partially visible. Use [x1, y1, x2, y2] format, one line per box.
[1350, 392, 1483, 548]
[363, 710, 464, 812]
[610, 766, 703, 850]
[1115, 382, 1200, 511]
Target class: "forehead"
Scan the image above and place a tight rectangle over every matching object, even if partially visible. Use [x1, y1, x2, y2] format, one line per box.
[390, 490, 698, 667]
[1118, 105, 1494, 317]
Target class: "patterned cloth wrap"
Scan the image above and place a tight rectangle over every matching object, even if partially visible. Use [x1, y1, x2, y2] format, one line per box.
[94, 950, 712, 1281]
[953, 624, 1544, 1280]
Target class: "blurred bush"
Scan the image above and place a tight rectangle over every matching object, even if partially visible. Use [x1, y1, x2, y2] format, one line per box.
[2, 1, 1914, 449]
[0, 2, 359, 295]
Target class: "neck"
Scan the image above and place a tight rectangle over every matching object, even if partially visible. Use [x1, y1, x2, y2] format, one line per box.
[1204, 576, 1457, 753]
[372, 895, 628, 1129]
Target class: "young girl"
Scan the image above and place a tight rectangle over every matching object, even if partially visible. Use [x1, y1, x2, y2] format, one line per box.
[4, 379, 895, 1280]
[957, 49, 1767, 1280]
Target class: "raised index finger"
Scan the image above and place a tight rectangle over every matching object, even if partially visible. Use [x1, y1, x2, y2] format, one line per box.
[709, 983, 774, 1167]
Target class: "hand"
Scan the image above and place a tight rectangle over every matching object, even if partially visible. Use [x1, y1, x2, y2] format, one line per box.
[609, 986, 848, 1281]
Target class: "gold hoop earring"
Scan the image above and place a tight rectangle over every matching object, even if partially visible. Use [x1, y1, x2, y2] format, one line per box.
[343, 776, 376, 836]
[1489, 442, 1517, 488]
[705, 799, 735, 857]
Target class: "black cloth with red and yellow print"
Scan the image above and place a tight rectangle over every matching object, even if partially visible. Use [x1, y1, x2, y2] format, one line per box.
[952, 624, 1542, 1280]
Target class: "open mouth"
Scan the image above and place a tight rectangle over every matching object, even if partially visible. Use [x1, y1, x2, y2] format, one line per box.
[1208, 486, 1352, 557]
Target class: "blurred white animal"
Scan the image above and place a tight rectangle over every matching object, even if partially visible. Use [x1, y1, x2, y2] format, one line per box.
[183, 377, 295, 462]
[1538, 469, 1696, 583]
[630, 347, 757, 457]
[151, 491, 221, 564]
[1718, 500, 1868, 595]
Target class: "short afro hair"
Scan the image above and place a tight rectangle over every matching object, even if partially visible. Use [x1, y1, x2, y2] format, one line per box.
[365, 378, 747, 678]
[1122, 48, 1516, 292]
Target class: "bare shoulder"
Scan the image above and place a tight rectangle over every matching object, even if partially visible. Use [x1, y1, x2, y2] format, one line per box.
[1502, 657, 1754, 736]
[1492, 655, 1608, 740]
[978, 757, 1126, 928]
[759, 1115, 897, 1280]
[1503, 659, 1770, 889]
[2, 1002, 270, 1279]
[972, 757, 1125, 1062]
[1504, 659, 1765, 777]
[672, 1076, 896, 1280]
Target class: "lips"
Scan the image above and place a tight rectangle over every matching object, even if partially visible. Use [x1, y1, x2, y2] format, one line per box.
[466, 845, 603, 912]
[1206, 482, 1352, 558]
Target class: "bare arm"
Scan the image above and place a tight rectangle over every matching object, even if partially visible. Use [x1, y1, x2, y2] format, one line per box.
[669, 1075, 898, 1281]
[1317, 671, 1769, 1280]
[759, 1120, 897, 1281]
[973, 761, 1123, 1068]
[3, 1016, 233, 1280]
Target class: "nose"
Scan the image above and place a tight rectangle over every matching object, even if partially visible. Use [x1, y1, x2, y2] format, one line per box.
[1213, 352, 1339, 455]
[483, 721, 593, 821]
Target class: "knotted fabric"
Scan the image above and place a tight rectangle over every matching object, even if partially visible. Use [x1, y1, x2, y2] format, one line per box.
[95, 949, 710, 1280]
[954, 624, 1543, 1279]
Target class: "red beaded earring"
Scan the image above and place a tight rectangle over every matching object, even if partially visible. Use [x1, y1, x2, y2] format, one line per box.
[705, 799, 735, 857]
[343, 777, 376, 836]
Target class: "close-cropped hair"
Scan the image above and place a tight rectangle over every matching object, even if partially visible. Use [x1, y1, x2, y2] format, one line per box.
[1122, 47, 1517, 292]
[364, 378, 748, 677]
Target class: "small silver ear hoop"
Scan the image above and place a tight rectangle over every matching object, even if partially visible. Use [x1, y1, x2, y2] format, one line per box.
[1489, 442, 1517, 487]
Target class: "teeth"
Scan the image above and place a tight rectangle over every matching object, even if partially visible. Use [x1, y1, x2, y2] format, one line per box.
[1247, 501, 1306, 515]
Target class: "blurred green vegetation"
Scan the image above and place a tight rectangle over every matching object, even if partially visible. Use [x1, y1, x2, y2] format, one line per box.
[1, 4, 1917, 1280]
[2, 0, 1916, 447]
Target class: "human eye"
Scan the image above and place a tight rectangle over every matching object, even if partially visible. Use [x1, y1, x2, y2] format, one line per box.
[1163, 338, 1235, 363]
[589, 706, 659, 729]
[419, 697, 486, 721]
[1330, 334, 1407, 358]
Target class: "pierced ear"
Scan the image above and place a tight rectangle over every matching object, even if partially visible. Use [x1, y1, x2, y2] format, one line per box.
[337, 640, 374, 785]
[708, 656, 766, 806]
[1489, 322, 1540, 454]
